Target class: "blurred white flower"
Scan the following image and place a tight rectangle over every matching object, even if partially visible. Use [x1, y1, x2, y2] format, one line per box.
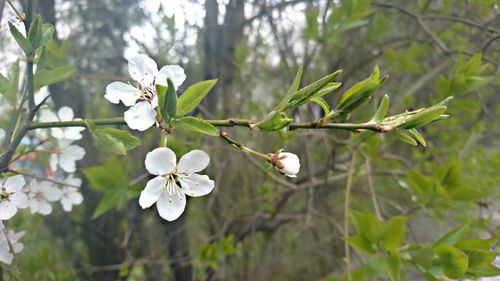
[0, 224, 25, 265]
[139, 147, 214, 221]
[270, 151, 300, 178]
[105, 54, 186, 131]
[39, 106, 85, 140]
[0, 175, 28, 220]
[34, 87, 51, 105]
[59, 175, 83, 212]
[26, 180, 63, 215]
[49, 139, 85, 173]
[0, 128, 5, 144]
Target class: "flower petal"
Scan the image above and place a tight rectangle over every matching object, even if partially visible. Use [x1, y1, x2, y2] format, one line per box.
[57, 106, 74, 121]
[4, 175, 25, 193]
[145, 147, 177, 175]
[105, 81, 140, 106]
[128, 54, 158, 85]
[10, 192, 28, 209]
[59, 145, 85, 173]
[123, 102, 157, 131]
[156, 65, 186, 88]
[156, 188, 186, 221]
[0, 201, 17, 220]
[179, 173, 214, 197]
[138, 176, 166, 208]
[177, 150, 210, 174]
[38, 109, 58, 122]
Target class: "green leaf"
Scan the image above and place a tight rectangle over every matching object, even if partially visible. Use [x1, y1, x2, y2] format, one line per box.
[28, 15, 43, 49]
[336, 65, 382, 113]
[92, 192, 117, 219]
[397, 106, 448, 129]
[255, 111, 293, 131]
[435, 245, 468, 279]
[434, 224, 469, 247]
[158, 78, 177, 120]
[467, 265, 500, 277]
[276, 66, 303, 110]
[82, 156, 129, 192]
[40, 24, 55, 47]
[173, 116, 219, 136]
[8, 22, 34, 54]
[85, 120, 141, 155]
[310, 97, 330, 115]
[384, 252, 401, 281]
[407, 128, 427, 147]
[393, 131, 418, 146]
[34, 65, 77, 90]
[345, 235, 377, 255]
[370, 94, 389, 123]
[380, 216, 407, 251]
[176, 79, 218, 116]
[284, 70, 342, 110]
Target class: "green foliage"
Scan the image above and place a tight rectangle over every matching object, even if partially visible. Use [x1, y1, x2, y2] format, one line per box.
[34, 65, 77, 90]
[0, 61, 20, 104]
[176, 79, 218, 116]
[9, 22, 34, 54]
[83, 156, 141, 219]
[196, 235, 239, 272]
[347, 211, 408, 255]
[157, 78, 177, 121]
[335, 65, 385, 116]
[85, 120, 141, 155]
[172, 116, 219, 136]
[438, 53, 494, 96]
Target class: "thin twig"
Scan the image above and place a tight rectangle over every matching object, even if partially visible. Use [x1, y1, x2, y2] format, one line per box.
[343, 151, 357, 281]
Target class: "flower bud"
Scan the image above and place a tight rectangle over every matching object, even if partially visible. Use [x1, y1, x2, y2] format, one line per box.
[269, 151, 300, 178]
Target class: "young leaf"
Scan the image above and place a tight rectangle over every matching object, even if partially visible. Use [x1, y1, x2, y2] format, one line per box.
[370, 94, 389, 123]
[384, 252, 401, 281]
[393, 131, 418, 146]
[380, 216, 407, 251]
[163, 79, 177, 119]
[28, 15, 43, 49]
[255, 111, 293, 131]
[407, 128, 426, 147]
[173, 116, 219, 136]
[34, 65, 77, 89]
[310, 97, 330, 115]
[434, 224, 469, 247]
[397, 106, 447, 129]
[40, 24, 55, 47]
[176, 79, 217, 116]
[8, 22, 34, 54]
[284, 70, 342, 110]
[85, 120, 141, 155]
[276, 66, 303, 110]
[336, 65, 382, 113]
[435, 245, 469, 279]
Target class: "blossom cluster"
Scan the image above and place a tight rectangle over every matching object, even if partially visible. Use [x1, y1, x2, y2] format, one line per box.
[0, 89, 85, 264]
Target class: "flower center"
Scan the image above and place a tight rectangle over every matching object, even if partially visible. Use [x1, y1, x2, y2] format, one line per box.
[139, 85, 156, 103]
[0, 190, 10, 200]
[164, 175, 183, 202]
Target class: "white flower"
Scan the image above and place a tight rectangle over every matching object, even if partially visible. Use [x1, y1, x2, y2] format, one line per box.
[270, 151, 300, 178]
[0, 225, 25, 265]
[26, 180, 63, 215]
[39, 107, 85, 140]
[139, 147, 214, 221]
[50, 139, 85, 173]
[105, 54, 186, 131]
[34, 87, 50, 105]
[0, 175, 28, 220]
[59, 175, 83, 212]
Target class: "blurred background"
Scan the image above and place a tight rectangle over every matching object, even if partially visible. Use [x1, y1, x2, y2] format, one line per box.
[0, 0, 499, 280]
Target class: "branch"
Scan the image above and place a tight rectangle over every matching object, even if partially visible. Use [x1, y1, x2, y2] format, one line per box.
[29, 118, 386, 132]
